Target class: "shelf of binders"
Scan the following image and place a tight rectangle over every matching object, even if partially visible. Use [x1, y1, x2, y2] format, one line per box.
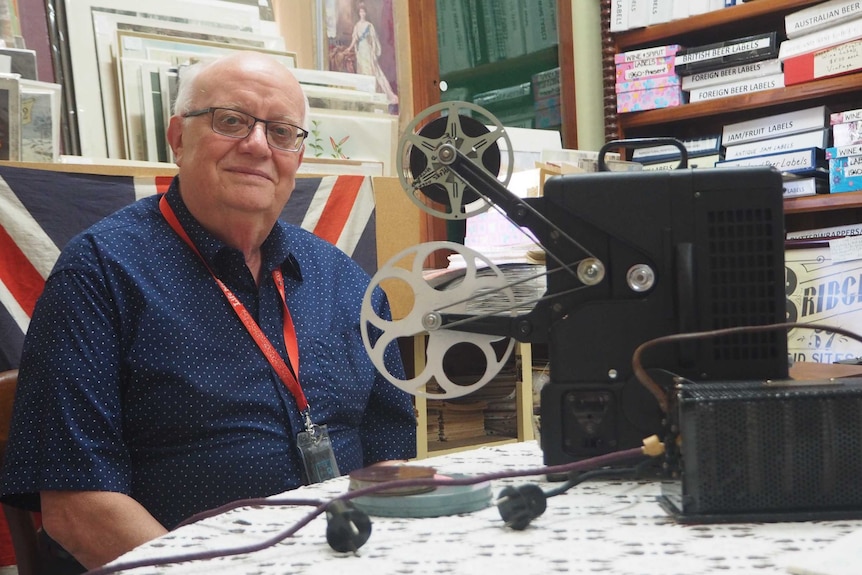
[610, 0, 846, 134]
[604, 0, 862, 223]
[614, 0, 822, 50]
[618, 73, 862, 131]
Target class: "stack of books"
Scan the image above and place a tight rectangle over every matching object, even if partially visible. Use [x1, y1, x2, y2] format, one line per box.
[827, 107, 862, 193]
[781, 0, 862, 86]
[614, 44, 683, 113]
[675, 32, 783, 103]
[715, 105, 831, 197]
[471, 81, 534, 128]
[532, 67, 561, 130]
[428, 400, 488, 443]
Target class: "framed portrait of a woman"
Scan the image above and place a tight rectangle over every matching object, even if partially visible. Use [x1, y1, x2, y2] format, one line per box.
[323, 0, 399, 115]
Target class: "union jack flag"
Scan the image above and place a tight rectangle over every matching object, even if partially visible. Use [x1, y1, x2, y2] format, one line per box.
[0, 165, 377, 372]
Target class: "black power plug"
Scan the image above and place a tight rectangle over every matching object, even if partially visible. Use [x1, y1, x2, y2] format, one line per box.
[325, 500, 372, 553]
[496, 484, 547, 530]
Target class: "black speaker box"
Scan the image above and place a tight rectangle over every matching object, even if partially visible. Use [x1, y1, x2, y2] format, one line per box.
[660, 377, 862, 522]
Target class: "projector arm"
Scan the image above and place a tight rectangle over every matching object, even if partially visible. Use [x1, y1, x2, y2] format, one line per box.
[436, 143, 533, 226]
[432, 143, 552, 343]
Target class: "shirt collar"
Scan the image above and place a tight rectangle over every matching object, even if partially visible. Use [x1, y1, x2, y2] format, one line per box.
[164, 177, 302, 281]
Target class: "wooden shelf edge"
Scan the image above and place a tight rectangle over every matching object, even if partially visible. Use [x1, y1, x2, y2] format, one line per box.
[613, 0, 820, 50]
[785, 191, 862, 214]
[425, 436, 517, 457]
[619, 74, 862, 130]
[439, 45, 559, 86]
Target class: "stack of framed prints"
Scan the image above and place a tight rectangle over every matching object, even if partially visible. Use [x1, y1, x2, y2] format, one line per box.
[0, 75, 62, 163]
[57, 0, 285, 159]
[39, 0, 398, 174]
[115, 30, 297, 163]
[0, 75, 20, 162]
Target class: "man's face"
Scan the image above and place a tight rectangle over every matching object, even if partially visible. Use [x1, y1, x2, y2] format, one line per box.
[168, 55, 305, 227]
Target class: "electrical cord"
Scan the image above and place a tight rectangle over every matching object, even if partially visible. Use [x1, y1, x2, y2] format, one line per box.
[495, 437, 662, 530]
[542, 455, 658, 498]
[85, 441, 662, 575]
[632, 321, 862, 413]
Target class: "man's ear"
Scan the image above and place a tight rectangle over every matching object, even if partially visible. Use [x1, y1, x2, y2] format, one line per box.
[166, 116, 184, 166]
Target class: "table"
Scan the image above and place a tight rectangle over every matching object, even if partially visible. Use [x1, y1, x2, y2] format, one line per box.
[97, 441, 861, 575]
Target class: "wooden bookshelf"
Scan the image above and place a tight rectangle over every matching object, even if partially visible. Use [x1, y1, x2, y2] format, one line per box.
[614, 0, 824, 49]
[413, 337, 535, 459]
[601, 0, 862, 224]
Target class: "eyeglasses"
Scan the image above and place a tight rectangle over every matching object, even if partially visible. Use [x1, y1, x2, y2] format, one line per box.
[182, 107, 308, 152]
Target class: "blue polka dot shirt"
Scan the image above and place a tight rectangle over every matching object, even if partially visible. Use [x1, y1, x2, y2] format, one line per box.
[0, 178, 417, 529]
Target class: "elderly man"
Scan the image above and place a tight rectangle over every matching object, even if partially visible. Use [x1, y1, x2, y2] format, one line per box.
[0, 51, 416, 570]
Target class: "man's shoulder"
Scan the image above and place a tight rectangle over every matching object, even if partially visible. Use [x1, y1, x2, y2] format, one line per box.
[81, 193, 159, 231]
[277, 220, 348, 255]
[275, 220, 369, 277]
[59, 195, 163, 258]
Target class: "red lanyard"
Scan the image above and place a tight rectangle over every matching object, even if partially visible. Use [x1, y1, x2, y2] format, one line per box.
[159, 195, 311, 426]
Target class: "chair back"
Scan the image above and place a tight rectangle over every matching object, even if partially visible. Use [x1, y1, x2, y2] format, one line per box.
[0, 369, 42, 575]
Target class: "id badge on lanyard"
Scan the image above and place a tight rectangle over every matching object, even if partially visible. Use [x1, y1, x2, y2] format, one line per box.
[160, 194, 339, 483]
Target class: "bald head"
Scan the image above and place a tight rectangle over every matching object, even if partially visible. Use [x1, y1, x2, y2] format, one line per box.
[165, 50, 308, 259]
[173, 52, 310, 130]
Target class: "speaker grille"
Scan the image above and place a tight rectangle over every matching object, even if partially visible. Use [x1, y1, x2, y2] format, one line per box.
[706, 207, 783, 363]
[676, 382, 862, 515]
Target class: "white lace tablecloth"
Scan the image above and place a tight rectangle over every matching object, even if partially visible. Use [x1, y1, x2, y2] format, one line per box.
[101, 441, 862, 575]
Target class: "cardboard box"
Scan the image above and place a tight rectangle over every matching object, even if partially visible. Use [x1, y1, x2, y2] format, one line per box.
[829, 153, 862, 193]
[616, 85, 684, 113]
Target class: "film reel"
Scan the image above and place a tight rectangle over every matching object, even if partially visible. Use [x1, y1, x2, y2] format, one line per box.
[397, 101, 514, 220]
[361, 241, 516, 399]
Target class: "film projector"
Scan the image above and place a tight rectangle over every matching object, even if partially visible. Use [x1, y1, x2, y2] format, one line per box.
[360, 101, 862, 522]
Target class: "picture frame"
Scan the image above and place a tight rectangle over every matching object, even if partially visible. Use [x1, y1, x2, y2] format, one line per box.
[18, 79, 62, 163]
[297, 156, 384, 177]
[305, 107, 398, 175]
[139, 60, 166, 163]
[0, 75, 20, 161]
[159, 65, 180, 163]
[116, 30, 296, 70]
[0, 47, 38, 80]
[317, 0, 400, 114]
[61, 0, 281, 159]
[117, 57, 150, 161]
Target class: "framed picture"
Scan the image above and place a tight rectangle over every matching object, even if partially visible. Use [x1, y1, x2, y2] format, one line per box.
[60, 0, 281, 159]
[139, 60, 167, 163]
[0, 75, 20, 161]
[306, 108, 398, 175]
[297, 156, 384, 177]
[159, 65, 180, 163]
[319, 0, 400, 114]
[0, 47, 38, 80]
[19, 80, 62, 163]
[117, 57, 149, 161]
[116, 30, 296, 70]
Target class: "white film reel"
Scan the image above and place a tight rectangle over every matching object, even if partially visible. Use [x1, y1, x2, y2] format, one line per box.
[397, 101, 515, 220]
[361, 242, 516, 399]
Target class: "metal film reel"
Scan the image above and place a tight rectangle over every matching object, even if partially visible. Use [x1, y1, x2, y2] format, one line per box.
[361, 241, 516, 399]
[397, 101, 515, 220]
